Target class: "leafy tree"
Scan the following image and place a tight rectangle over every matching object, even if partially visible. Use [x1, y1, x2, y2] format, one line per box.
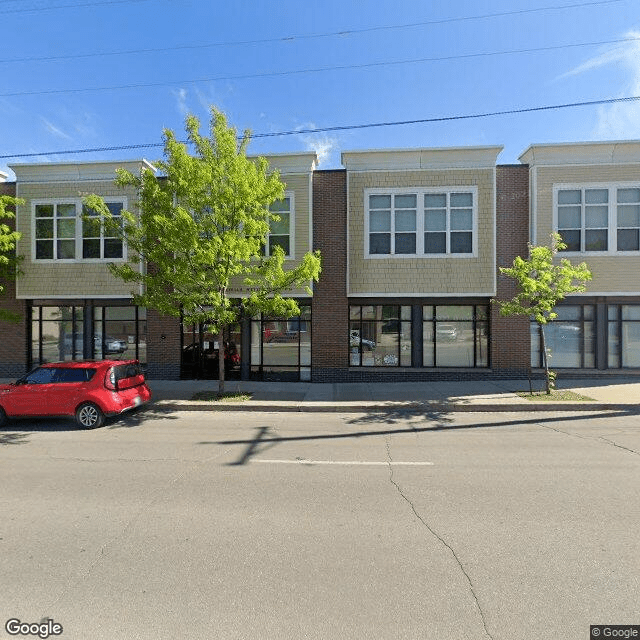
[0, 195, 23, 322]
[496, 233, 592, 394]
[85, 108, 321, 393]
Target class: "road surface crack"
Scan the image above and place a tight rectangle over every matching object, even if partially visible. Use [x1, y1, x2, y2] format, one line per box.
[385, 439, 494, 640]
[535, 422, 640, 456]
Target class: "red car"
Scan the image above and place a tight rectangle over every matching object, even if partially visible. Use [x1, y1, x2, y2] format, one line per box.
[0, 360, 151, 429]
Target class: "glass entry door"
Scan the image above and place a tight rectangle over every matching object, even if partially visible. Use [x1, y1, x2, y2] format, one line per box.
[181, 322, 241, 379]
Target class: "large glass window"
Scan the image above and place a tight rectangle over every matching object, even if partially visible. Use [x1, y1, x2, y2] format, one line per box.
[349, 305, 412, 367]
[82, 202, 124, 259]
[556, 185, 640, 254]
[531, 305, 595, 368]
[251, 303, 311, 380]
[30, 304, 146, 367]
[617, 188, 640, 251]
[607, 304, 640, 368]
[366, 188, 476, 257]
[423, 305, 488, 367]
[94, 306, 146, 363]
[35, 202, 77, 260]
[33, 199, 126, 261]
[267, 195, 293, 257]
[424, 192, 473, 254]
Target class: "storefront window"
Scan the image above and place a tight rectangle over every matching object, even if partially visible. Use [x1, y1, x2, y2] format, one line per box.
[423, 305, 488, 368]
[531, 305, 595, 368]
[30, 303, 146, 367]
[349, 305, 411, 367]
[608, 305, 640, 368]
[251, 303, 311, 380]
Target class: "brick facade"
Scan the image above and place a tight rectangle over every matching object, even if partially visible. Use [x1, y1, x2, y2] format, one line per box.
[145, 310, 181, 380]
[5, 140, 638, 381]
[311, 170, 349, 381]
[491, 165, 531, 376]
[0, 181, 28, 377]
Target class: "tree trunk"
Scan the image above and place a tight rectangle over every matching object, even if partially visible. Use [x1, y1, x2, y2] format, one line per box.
[540, 322, 550, 394]
[218, 325, 225, 395]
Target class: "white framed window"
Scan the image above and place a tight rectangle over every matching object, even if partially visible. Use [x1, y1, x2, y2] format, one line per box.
[82, 202, 124, 259]
[554, 184, 640, 254]
[32, 198, 126, 262]
[267, 193, 294, 258]
[365, 187, 477, 258]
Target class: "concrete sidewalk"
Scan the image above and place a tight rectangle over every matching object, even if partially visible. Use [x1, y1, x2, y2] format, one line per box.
[147, 377, 640, 412]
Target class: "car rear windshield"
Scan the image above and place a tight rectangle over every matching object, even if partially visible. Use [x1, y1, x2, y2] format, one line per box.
[113, 363, 144, 381]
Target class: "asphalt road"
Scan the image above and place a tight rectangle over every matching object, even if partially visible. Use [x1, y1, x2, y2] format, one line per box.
[1, 407, 639, 640]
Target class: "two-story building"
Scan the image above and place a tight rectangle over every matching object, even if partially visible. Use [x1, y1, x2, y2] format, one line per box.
[0, 139, 638, 381]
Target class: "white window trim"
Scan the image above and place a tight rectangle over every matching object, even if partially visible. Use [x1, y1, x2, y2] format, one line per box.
[266, 191, 295, 260]
[364, 187, 478, 259]
[31, 197, 128, 263]
[553, 182, 640, 256]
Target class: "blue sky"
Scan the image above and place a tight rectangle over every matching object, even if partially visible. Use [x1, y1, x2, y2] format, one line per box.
[1, 0, 639, 179]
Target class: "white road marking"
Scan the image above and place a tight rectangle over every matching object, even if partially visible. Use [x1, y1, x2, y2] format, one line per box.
[253, 459, 433, 466]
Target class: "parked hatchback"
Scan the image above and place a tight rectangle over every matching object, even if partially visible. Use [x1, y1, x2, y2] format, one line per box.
[0, 360, 151, 429]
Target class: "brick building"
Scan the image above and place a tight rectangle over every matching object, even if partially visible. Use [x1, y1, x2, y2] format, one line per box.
[1, 139, 639, 381]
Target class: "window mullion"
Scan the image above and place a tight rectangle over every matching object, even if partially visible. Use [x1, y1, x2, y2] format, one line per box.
[446, 194, 451, 254]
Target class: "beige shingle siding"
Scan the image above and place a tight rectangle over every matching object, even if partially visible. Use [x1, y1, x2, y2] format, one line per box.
[534, 164, 640, 294]
[227, 172, 313, 298]
[15, 179, 140, 298]
[347, 168, 496, 295]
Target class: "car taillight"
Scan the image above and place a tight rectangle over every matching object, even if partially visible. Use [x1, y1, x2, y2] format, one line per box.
[104, 367, 117, 390]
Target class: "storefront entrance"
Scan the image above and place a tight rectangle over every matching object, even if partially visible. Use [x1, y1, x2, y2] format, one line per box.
[180, 322, 242, 380]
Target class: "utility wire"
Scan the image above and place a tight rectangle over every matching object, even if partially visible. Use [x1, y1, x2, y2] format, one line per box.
[2, 95, 639, 160]
[2, 36, 639, 98]
[0, 0, 152, 14]
[0, 0, 624, 61]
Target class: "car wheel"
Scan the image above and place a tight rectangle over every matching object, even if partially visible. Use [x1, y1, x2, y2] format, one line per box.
[75, 403, 105, 429]
[0, 407, 7, 427]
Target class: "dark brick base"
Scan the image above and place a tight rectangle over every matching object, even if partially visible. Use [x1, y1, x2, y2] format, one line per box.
[312, 367, 532, 382]
[0, 362, 27, 378]
[145, 363, 181, 380]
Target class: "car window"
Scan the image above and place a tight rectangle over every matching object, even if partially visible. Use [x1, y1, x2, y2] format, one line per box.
[113, 363, 142, 380]
[23, 368, 57, 384]
[52, 368, 96, 383]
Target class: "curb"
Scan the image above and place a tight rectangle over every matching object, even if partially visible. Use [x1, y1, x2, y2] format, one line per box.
[151, 400, 639, 413]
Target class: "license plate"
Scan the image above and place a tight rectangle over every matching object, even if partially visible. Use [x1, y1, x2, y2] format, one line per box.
[133, 396, 142, 407]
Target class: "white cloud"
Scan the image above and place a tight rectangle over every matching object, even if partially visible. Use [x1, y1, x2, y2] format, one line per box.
[564, 31, 640, 139]
[41, 117, 72, 140]
[295, 123, 339, 167]
[172, 87, 189, 117]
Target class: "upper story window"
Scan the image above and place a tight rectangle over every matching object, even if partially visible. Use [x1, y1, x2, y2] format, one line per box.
[555, 185, 640, 254]
[267, 194, 293, 258]
[82, 202, 124, 259]
[33, 199, 126, 262]
[366, 188, 477, 257]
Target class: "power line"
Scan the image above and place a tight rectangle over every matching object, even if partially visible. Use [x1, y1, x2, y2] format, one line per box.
[2, 36, 638, 99]
[0, 0, 624, 62]
[2, 95, 639, 160]
[0, 0, 152, 14]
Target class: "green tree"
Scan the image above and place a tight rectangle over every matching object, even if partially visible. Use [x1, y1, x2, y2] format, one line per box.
[85, 108, 321, 393]
[496, 233, 592, 394]
[0, 195, 23, 322]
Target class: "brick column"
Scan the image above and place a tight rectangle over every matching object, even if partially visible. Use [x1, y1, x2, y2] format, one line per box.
[311, 170, 348, 381]
[0, 182, 27, 377]
[146, 309, 181, 379]
[491, 165, 530, 376]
